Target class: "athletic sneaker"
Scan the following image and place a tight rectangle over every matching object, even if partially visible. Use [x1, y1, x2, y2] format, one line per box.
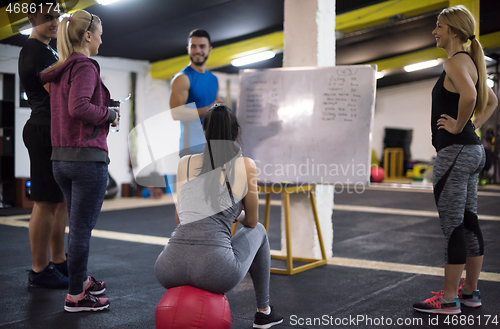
[53, 259, 68, 277]
[28, 263, 68, 289]
[253, 306, 284, 328]
[84, 276, 106, 295]
[53, 254, 68, 276]
[64, 292, 110, 312]
[413, 290, 461, 315]
[458, 279, 482, 307]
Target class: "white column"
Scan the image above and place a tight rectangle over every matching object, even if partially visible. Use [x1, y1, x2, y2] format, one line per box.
[280, 0, 336, 259]
[283, 0, 336, 68]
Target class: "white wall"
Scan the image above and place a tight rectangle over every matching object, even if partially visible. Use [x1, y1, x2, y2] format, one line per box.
[374, 78, 438, 163]
[213, 72, 240, 109]
[93, 55, 150, 191]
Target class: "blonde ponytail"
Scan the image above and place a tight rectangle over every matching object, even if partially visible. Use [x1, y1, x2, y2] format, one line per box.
[468, 37, 488, 117]
[438, 5, 489, 117]
[45, 10, 101, 73]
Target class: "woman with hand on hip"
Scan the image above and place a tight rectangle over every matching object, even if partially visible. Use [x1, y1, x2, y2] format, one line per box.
[41, 10, 118, 312]
[413, 5, 498, 315]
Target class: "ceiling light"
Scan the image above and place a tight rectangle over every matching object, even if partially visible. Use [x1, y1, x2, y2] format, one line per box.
[231, 51, 275, 67]
[404, 60, 439, 72]
[487, 78, 494, 88]
[59, 13, 70, 22]
[19, 23, 31, 35]
[19, 28, 32, 36]
[376, 71, 385, 79]
[96, 0, 121, 4]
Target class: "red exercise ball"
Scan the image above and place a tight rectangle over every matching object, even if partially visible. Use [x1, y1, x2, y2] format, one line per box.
[371, 167, 385, 183]
[155, 285, 231, 329]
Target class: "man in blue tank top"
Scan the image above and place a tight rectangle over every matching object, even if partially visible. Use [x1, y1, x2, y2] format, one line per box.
[170, 29, 220, 158]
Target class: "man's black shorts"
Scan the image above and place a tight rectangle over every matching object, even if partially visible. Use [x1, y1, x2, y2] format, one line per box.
[22, 123, 64, 203]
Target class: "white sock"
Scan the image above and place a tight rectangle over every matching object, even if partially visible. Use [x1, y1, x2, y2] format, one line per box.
[83, 277, 90, 288]
[258, 307, 271, 315]
[68, 292, 83, 300]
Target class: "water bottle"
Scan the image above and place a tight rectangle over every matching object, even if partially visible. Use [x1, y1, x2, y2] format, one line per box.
[109, 99, 120, 132]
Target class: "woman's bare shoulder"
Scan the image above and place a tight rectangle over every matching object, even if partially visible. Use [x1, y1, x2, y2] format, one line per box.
[444, 53, 474, 72]
[177, 154, 203, 174]
[240, 157, 256, 170]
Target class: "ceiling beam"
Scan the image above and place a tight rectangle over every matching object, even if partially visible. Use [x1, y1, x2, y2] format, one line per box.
[149, 0, 494, 80]
[0, 0, 97, 41]
[150, 31, 284, 80]
[369, 0, 499, 73]
[336, 0, 448, 33]
[150, 0, 455, 80]
[481, 30, 500, 49]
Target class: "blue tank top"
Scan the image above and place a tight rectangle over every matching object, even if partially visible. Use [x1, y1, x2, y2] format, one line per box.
[177, 65, 218, 153]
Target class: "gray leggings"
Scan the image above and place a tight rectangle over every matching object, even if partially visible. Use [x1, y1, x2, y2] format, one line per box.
[155, 222, 270, 309]
[433, 144, 485, 264]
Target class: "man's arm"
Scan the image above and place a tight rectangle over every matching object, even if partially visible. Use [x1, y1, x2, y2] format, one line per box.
[169, 74, 190, 121]
[170, 75, 221, 120]
[170, 74, 202, 121]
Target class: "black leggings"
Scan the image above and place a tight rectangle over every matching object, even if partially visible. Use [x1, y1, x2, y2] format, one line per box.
[433, 144, 485, 264]
[53, 161, 108, 295]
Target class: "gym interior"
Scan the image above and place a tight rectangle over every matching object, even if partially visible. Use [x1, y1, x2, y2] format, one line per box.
[1, 0, 499, 328]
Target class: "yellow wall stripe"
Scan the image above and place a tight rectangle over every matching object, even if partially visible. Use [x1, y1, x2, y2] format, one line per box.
[481, 30, 500, 49]
[336, 0, 448, 33]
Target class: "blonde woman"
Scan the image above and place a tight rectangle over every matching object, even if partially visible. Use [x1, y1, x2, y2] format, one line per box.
[41, 10, 118, 312]
[413, 5, 497, 314]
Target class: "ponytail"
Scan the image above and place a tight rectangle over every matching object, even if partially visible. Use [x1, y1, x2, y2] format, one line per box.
[45, 10, 101, 73]
[468, 38, 488, 117]
[54, 16, 72, 69]
[199, 104, 242, 212]
[438, 5, 489, 117]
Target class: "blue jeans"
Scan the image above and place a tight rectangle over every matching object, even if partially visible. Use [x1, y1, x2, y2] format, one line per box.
[53, 161, 107, 295]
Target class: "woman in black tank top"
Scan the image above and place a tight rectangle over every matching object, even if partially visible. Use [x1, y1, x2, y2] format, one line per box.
[413, 5, 498, 315]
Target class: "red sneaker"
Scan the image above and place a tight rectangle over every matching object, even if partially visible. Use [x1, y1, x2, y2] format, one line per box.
[64, 292, 110, 312]
[458, 279, 482, 307]
[413, 290, 461, 315]
[84, 276, 106, 295]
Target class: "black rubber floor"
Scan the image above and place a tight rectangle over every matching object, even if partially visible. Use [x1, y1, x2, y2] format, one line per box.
[0, 187, 499, 328]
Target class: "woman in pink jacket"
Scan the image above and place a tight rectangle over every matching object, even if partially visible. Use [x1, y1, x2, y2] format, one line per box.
[41, 10, 117, 313]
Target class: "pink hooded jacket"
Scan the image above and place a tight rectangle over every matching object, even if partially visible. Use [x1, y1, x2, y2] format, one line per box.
[40, 52, 116, 163]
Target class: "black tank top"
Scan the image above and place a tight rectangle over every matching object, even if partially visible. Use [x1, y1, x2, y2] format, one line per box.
[431, 51, 480, 152]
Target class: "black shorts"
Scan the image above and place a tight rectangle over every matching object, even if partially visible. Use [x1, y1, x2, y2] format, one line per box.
[22, 123, 64, 203]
